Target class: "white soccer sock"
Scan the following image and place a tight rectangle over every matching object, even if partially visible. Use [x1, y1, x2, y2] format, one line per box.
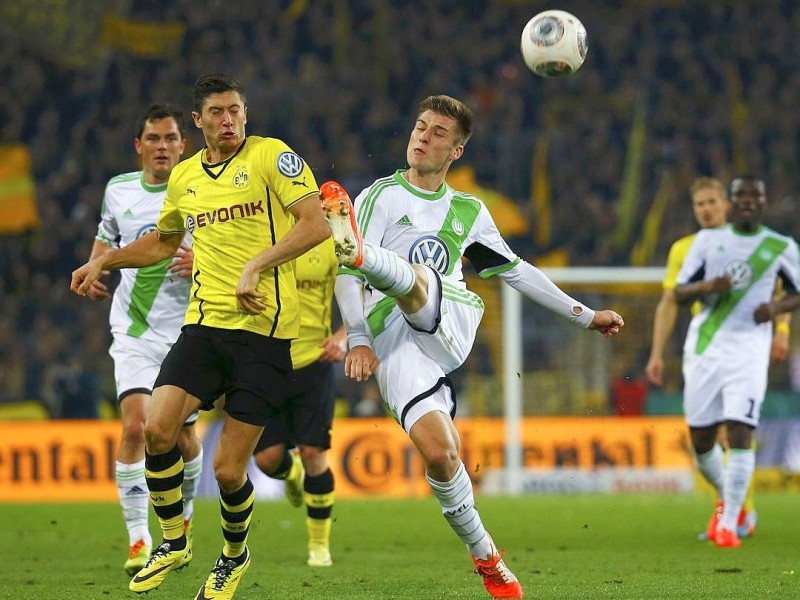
[361, 242, 415, 298]
[719, 448, 755, 531]
[695, 443, 724, 497]
[426, 462, 493, 559]
[181, 447, 203, 520]
[116, 459, 151, 545]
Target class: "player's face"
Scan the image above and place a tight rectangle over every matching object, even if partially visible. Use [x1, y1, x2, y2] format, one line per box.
[691, 188, 728, 229]
[729, 179, 766, 230]
[193, 91, 247, 158]
[134, 117, 186, 183]
[406, 110, 464, 175]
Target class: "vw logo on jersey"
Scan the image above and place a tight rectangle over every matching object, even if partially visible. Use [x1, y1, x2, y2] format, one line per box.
[277, 152, 305, 178]
[409, 236, 450, 274]
[135, 223, 157, 240]
[186, 214, 196, 234]
[724, 259, 754, 290]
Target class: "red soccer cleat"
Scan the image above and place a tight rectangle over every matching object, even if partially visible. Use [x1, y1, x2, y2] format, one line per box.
[319, 180, 363, 268]
[472, 550, 524, 599]
[714, 527, 742, 548]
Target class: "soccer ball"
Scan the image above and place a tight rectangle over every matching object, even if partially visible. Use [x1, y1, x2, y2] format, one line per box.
[520, 10, 587, 78]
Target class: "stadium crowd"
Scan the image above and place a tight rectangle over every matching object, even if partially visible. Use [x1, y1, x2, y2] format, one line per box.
[2, 0, 800, 413]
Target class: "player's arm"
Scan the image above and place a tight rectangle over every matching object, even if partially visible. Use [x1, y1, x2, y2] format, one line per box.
[770, 278, 791, 361]
[334, 273, 378, 382]
[674, 273, 731, 304]
[236, 193, 330, 314]
[645, 289, 678, 386]
[318, 325, 347, 363]
[71, 230, 183, 297]
[82, 239, 114, 301]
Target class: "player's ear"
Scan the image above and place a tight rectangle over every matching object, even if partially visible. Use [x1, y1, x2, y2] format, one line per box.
[451, 145, 464, 161]
[134, 137, 143, 157]
[192, 111, 202, 129]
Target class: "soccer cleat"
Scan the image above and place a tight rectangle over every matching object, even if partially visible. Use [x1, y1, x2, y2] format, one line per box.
[284, 451, 305, 509]
[307, 544, 332, 567]
[124, 539, 151, 576]
[129, 540, 192, 593]
[714, 527, 742, 548]
[705, 500, 723, 543]
[472, 550, 524, 599]
[320, 180, 363, 267]
[737, 509, 756, 539]
[194, 547, 251, 600]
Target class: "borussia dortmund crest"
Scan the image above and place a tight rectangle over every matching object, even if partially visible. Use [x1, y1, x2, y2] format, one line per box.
[233, 165, 249, 189]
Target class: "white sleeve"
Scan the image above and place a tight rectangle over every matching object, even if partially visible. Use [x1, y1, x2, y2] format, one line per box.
[96, 186, 119, 247]
[334, 273, 372, 349]
[496, 260, 595, 328]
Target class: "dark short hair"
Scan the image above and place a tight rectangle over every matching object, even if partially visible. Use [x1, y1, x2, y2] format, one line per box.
[192, 73, 247, 113]
[135, 104, 186, 140]
[417, 95, 474, 145]
[730, 175, 766, 196]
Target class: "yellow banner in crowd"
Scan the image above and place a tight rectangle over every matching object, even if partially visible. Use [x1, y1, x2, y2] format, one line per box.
[0, 417, 691, 502]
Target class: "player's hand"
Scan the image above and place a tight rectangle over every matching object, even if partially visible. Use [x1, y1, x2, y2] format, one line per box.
[319, 332, 347, 363]
[70, 258, 106, 297]
[235, 264, 267, 315]
[84, 270, 112, 301]
[169, 243, 194, 279]
[588, 309, 624, 337]
[705, 276, 732, 294]
[345, 345, 379, 382]
[645, 356, 663, 386]
[753, 302, 774, 324]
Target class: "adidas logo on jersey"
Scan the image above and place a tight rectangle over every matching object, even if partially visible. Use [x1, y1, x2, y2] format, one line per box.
[123, 208, 134, 218]
[127, 485, 147, 496]
[395, 215, 413, 227]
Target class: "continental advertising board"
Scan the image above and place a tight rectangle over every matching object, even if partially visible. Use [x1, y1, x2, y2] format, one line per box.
[0, 417, 691, 501]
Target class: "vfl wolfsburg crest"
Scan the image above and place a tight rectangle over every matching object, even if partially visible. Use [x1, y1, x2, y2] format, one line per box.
[409, 235, 450, 274]
[233, 165, 249, 189]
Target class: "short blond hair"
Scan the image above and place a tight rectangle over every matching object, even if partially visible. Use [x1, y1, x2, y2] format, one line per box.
[690, 177, 727, 199]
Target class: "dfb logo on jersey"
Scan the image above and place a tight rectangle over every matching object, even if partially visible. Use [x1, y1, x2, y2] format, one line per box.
[277, 152, 304, 178]
[186, 215, 196, 233]
[724, 260, 754, 290]
[135, 223, 157, 240]
[409, 236, 450, 274]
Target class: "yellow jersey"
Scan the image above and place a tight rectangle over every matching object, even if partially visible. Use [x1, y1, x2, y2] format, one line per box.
[157, 136, 319, 338]
[292, 236, 338, 369]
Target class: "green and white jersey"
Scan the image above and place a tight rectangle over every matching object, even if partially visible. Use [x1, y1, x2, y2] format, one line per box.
[96, 171, 190, 344]
[677, 224, 800, 358]
[351, 170, 519, 317]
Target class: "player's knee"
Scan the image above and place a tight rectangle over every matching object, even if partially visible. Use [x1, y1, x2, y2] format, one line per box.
[213, 460, 247, 492]
[422, 445, 460, 474]
[143, 421, 178, 455]
[121, 420, 146, 447]
[254, 446, 283, 476]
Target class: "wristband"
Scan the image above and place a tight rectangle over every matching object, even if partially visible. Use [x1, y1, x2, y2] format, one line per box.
[775, 322, 790, 335]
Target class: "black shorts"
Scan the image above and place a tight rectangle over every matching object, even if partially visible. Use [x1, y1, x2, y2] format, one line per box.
[155, 324, 292, 426]
[254, 359, 335, 452]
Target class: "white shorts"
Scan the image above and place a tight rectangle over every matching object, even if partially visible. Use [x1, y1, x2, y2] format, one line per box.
[109, 334, 198, 425]
[372, 268, 483, 432]
[682, 352, 768, 428]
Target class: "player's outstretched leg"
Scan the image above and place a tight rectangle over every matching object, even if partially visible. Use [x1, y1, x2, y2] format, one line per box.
[427, 463, 523, 599]
[320, 180, 415, 297]
[117, 459, 152, 575]
[305, 467, 335, 567]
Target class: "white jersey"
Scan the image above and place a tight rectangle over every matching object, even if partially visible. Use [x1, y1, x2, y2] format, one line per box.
[351, 170, 519, 332]
[677, 224, 800, 360]
[96, 171, 190, 344]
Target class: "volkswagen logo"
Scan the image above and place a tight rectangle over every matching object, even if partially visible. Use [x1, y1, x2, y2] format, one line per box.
[276, 152, 305, 178]
[409, 236, 450, 274]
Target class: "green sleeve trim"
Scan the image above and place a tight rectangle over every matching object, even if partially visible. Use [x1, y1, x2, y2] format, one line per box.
[480, 258, 521, 279]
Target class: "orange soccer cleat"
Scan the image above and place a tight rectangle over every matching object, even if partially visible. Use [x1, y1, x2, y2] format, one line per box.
[714, 527, 742, 548]
[319, 180, 363, 268]
[472, 550, 524, 599]
[705, 500, 724, 543]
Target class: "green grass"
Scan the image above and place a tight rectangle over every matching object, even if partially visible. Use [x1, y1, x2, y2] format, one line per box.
[2, 494, 798, 599]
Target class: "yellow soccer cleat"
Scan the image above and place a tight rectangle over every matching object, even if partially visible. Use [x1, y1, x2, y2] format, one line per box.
[124, 539, 151, 576]
[284, 452, 305, 508]
[307, 543, 332, 567]
[129, 540, 192, 594]
[194, 547, 251, 600]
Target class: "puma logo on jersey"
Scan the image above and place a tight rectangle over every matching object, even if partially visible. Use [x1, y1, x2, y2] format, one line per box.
[291, 177, 309, 188]
[186, 187, 197, 196]
[395, 215, 413, 227]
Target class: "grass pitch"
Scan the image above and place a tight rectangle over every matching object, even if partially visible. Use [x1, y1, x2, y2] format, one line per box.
[2, 493, 798, 599]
